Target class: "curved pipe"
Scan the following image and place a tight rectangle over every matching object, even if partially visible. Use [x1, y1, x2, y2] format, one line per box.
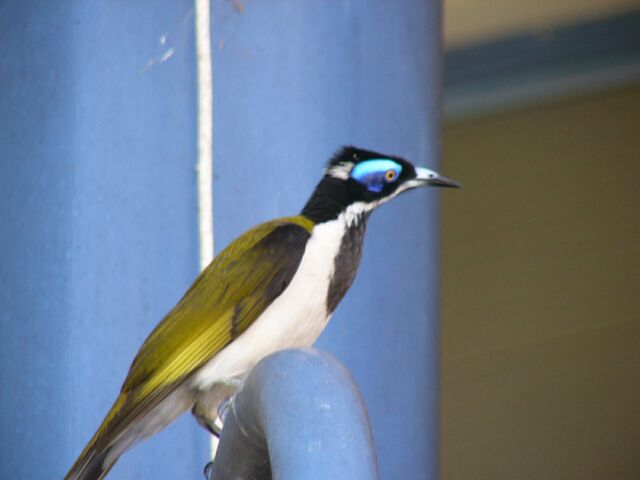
[207, 348, 379, 480]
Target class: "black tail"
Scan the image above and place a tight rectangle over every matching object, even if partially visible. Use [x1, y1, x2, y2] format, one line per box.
[64, 444, 116, 480]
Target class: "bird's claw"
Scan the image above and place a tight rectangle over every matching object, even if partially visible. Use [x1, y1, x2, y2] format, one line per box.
[209, 395, 233, 437]
[203, 460, 214, 479]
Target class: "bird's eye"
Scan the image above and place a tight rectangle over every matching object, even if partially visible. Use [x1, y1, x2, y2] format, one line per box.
[385, 170, 397, 182]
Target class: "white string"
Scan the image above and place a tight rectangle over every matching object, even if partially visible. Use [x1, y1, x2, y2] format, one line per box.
[194, 0, 217, 460]
[195, 0, 214, 271]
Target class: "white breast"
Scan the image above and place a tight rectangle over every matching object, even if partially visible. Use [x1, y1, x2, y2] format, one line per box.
[193, 216, 348, 390]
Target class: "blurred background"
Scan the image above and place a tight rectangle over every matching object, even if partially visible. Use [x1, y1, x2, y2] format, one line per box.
[440, 1, 640, 479]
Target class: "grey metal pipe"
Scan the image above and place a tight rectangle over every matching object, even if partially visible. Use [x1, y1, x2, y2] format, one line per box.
[207, 348, 379, 480]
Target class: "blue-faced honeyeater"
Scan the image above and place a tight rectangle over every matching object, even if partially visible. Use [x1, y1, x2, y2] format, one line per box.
[65, 146, 459, 479]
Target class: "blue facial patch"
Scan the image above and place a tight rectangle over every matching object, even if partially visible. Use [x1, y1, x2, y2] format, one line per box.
[350, 159, 403, 193]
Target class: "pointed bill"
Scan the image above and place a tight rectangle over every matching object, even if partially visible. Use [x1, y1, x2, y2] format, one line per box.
[415, 167, 461, 188]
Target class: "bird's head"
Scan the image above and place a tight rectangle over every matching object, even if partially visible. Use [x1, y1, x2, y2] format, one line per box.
[302, 146, 460, 224]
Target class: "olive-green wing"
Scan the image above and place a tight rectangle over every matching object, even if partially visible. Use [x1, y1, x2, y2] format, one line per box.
[68, 215, 314, 477]
[124, 214, 314, 396]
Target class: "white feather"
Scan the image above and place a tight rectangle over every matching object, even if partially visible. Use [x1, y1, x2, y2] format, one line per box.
[193, 215, 349, 389]
[324, 162, 354, 180]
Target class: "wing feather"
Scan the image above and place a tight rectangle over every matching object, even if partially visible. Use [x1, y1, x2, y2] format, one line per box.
[66, 216, 314, 479]
[124, 215, 313, 394]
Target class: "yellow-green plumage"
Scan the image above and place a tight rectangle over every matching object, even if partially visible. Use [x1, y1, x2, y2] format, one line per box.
[65, 146, 460, 480]
[66, 215, 314, 480]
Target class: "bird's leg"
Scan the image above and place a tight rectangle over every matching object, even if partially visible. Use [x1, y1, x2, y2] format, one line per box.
[192, 378, 242, 437]
[197, 380, 242, 480]
[212, 396, 234, 436]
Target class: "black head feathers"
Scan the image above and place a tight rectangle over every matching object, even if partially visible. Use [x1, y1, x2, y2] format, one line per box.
[303, 146, 458, 224]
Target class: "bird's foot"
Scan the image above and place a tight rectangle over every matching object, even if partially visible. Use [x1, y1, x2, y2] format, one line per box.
[209, 396, 233, 437]
[193, 378, 242, 437]
[201, 396, 234, 479]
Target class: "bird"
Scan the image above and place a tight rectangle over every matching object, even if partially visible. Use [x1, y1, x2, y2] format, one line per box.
[65, 146, 459, 480]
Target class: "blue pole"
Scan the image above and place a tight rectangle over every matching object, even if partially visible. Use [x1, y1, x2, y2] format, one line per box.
[208, 349, 379, 480]
[211, 1, 442, 478]
[1, 1, 442, 478]
[0, 2, 208, 479]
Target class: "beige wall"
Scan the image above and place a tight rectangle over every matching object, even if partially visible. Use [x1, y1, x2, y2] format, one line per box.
[445, 0, 640, 48]
[440, 85, 640, 479]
